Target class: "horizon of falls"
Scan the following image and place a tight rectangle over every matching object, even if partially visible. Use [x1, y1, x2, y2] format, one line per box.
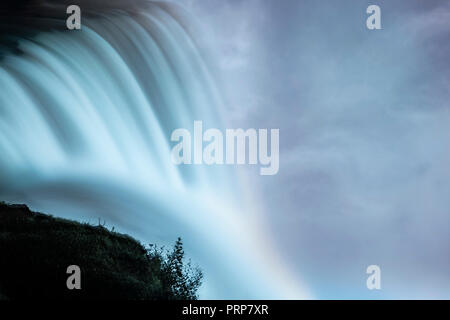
[0, 1, 310, 298]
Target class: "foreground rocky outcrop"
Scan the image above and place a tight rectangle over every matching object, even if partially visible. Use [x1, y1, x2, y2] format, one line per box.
[0, 202, 202, 300]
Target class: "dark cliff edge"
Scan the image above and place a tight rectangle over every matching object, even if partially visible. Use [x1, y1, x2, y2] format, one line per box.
[0, 201, 202, 300]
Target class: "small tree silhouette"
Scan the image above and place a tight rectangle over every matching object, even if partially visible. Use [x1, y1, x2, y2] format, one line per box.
[148, 237, 203, 300]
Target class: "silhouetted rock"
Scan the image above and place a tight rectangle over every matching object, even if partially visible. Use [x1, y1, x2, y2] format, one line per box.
[0, 201, 201, 300]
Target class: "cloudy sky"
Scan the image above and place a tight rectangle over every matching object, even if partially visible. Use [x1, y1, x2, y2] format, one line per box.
[173, 0, 450, 298]
[1, 0, 449, 299]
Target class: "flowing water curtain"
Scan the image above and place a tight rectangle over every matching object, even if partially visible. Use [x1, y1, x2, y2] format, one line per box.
[0, 1, 229, 189]
[0, 1, 308, 299]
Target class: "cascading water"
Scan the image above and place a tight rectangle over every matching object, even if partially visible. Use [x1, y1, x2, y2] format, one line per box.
[0, 1, 309, 298]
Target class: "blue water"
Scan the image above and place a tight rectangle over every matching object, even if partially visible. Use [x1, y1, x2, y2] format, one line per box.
[0, 4, 309, 299]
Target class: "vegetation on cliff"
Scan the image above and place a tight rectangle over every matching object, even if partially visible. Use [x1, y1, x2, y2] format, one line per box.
[0, 201, 202, 300]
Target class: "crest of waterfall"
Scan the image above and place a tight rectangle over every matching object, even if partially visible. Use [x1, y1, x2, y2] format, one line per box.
[0, 1, 309, 298]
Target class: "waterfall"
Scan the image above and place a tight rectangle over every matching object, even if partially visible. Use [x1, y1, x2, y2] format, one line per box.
[0, 1, 309, 298]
